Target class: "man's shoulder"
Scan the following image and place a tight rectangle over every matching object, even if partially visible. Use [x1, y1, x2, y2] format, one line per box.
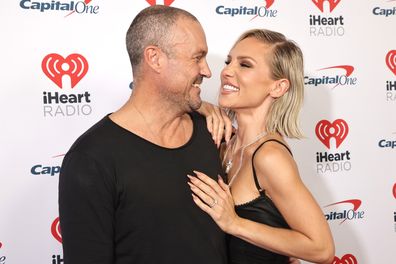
[67, 115, 119, 154]
[190, 111, 206, 126]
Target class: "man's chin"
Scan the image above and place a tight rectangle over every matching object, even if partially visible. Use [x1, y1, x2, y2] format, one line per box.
[189, 99, 202, 112]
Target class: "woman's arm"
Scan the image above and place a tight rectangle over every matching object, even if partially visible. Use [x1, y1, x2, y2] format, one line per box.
[234, 142, 335, 263]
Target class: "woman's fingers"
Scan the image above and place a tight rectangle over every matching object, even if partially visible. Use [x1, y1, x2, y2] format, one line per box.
[193, 171, 227, 198]
[217, 175, 232, 196]
[188, 180, 218, 209]
[221, 109, 233, 144]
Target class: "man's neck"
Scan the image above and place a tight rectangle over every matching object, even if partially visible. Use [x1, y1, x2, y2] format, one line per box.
[110, 90, 193, 148]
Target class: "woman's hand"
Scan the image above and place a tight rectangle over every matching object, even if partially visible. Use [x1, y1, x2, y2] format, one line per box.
[188, 170, 240, 234]
[196, 101, 233, 147]
[189, 171, 303, 264]
[289, 257, 301, 264]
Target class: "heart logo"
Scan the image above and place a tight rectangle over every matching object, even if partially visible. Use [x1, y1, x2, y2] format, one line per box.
[393, 183, 396, 199]
[332, 254, 358, 264]
[386, 50, 396, 76]
[315, 119, 349, 149]
[42, 53, 88, 89]
[146, 0, 175, 6]
[51, 217, 62, 243]
[312, 0, 341, 13]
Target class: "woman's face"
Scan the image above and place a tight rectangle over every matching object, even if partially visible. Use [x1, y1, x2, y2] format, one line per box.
[218, 37, 277, 110]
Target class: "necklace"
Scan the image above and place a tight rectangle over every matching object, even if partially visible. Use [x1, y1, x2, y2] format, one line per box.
[132, 103, 159, 141]
[223, 130, 267, 186]
[132, 103, 187, 144]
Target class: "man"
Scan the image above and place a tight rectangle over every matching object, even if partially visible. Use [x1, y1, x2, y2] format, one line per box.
[59, 5, 227, 264]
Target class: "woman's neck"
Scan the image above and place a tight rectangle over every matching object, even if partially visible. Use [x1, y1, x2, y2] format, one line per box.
[234, 112, 267, 149]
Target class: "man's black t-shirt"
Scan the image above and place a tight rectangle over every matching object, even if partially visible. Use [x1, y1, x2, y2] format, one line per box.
[59, 112, 227, 264]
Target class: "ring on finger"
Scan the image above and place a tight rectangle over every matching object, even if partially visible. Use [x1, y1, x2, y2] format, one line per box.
[208, 198, 218, 208]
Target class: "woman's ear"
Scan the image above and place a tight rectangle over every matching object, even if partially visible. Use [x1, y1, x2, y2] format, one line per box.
[270, 79, 290, 98]
[143, 45, 164, 73]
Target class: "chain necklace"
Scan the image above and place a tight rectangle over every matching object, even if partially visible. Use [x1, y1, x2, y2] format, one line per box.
[223, 130, 267, 186]
[132, 103, 187, 144]
[132, 103, 159, 141]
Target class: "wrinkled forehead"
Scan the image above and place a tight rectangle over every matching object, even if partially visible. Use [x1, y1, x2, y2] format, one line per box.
[170, 18, 208, 54]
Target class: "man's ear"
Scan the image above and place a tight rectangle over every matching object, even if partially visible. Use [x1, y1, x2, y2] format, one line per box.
[270, 79, 290, 98]
[143, 45, 164, 73]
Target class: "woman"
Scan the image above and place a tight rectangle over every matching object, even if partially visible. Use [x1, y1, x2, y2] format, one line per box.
[188, 29, 335, 264]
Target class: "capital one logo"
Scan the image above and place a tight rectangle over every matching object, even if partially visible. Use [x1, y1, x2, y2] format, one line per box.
[324, 199, 363, 224]
[316, 119, 349, 149]
[51, 217, 62, 243]
[305, 65, 356, 88]
[265, 0, 275, 9]
[146, 0, 175, 6]
[332, 254, 358, 264]
[386, 50, 396, 76]
[42, 53, 89, 89]
[312, 0, 342, 13]
[0, 241, 4, 264]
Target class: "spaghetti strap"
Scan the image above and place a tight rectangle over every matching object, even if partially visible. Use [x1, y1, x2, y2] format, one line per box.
[251, 139, 293, 192]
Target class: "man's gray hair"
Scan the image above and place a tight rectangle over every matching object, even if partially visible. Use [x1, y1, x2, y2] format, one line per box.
[126, 5, 198, 75]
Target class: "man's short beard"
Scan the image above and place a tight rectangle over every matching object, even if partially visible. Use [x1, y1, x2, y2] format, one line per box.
[188, 98, 202, 112]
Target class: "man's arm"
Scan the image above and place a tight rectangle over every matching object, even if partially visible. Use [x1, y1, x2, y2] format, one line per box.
[59, 151, 115, 264]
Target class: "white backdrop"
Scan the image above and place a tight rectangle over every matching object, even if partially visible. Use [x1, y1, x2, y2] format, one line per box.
[0, 0, 395, 263]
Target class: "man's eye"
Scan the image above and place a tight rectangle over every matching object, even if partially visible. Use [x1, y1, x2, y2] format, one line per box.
[224, 60, 230, 65]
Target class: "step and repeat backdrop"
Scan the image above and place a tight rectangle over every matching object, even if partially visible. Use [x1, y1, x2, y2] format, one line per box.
[0, 0, 395, 263]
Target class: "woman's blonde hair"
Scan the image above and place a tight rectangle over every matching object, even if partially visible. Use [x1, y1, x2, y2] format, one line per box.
[231, 29, 304, 138]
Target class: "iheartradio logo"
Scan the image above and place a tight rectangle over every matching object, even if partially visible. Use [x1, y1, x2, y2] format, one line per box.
[51, 217, 62, 243]
[315, 119, 349, 149]
[42, 53, 89, 89]
[332, 254, 358, 264]
[386, 50, 396, 76]
[393, 183, 396, 199]
[312, 0, 342, 13]
[146, 0, 175, 6]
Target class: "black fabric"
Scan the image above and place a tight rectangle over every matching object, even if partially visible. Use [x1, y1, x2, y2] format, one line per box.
[59, 112, 227, 264]
[227, 140, 291, 264]
[251, 139, 292, 192]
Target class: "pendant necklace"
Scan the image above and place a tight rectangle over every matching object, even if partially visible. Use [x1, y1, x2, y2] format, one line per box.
[223, 130, 267, 186]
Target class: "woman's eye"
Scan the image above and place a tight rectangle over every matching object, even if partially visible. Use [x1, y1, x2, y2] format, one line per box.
[224, 60, 230, 65]
[240, 63, 251, 68]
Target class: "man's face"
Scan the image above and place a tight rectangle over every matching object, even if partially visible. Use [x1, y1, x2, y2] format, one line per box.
[160, 18, 212, 112]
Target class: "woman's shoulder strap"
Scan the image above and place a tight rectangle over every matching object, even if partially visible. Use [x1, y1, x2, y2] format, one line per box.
[251, 139, 292, 191]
